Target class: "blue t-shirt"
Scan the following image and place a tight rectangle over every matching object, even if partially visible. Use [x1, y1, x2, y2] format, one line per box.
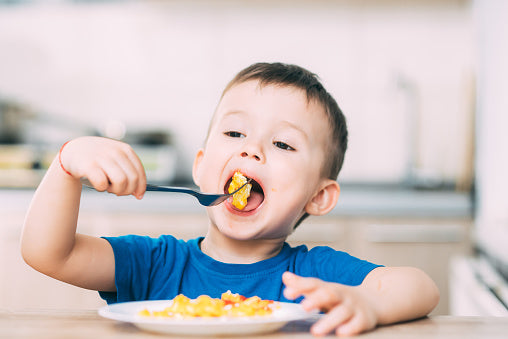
[99, 235, 380, 304]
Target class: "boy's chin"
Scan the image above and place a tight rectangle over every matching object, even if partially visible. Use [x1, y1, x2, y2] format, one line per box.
[214, 213, 292, 240]
[209, 214, 261, 237]
[216, 226, 261, 243]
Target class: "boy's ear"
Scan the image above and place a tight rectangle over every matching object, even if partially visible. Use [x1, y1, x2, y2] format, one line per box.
[304, 179, 340, 216]
[192, 148, 205, 187]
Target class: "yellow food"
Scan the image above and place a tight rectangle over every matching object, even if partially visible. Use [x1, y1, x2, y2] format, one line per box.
[228, 171, 252, 210]
[138, 291, 274, 318]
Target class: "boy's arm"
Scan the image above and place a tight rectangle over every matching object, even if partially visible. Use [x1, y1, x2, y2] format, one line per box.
[360, 266, 440, 324]
[21, 137, 146, 291]
[283, 266, 439, 336]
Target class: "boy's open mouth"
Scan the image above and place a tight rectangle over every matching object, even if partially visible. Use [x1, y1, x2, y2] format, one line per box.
[224, 175, 265, 212]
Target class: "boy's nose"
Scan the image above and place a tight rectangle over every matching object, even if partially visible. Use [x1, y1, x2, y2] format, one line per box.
[241, 151, 261, 161]
[240, 142, 264, 162]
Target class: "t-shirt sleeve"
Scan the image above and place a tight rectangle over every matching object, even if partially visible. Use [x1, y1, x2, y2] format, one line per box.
[296, 246, 382, 286]
[98, 234, 179, 304]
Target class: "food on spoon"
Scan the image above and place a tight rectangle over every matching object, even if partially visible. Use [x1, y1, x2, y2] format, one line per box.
[137, 291, 274, 318]
[228, 171, 252, 210]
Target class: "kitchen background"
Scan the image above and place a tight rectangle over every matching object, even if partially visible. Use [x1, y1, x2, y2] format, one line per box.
[0, 0, 506, 317]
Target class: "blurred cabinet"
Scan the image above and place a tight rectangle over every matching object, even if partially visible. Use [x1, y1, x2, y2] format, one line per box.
[1, 211, 471, 315]
[291, 216, 472, 315]
[0, 212, 104, 310]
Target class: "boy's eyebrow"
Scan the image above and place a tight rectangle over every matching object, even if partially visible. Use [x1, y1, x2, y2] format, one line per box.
[219, 109, 309, 141]
[208, 110, 245, 134]
[220, 110, 246, 119]
[278, 120, 309, 141]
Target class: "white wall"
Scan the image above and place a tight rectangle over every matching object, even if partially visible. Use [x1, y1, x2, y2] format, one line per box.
[0, 0, 474, 184]
[473, 0, 508, 262]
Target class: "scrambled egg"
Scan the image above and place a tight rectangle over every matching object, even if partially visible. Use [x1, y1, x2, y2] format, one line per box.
[228, 171, 252, 210]
[138, 291, 274, 318]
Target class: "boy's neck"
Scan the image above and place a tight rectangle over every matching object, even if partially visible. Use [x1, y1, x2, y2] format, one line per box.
[199, 232, 285, 264]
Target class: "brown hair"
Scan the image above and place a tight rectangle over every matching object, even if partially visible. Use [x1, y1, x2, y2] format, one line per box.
[219, 62, 348, 180]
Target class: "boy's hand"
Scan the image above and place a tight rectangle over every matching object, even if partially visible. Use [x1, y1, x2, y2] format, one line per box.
[282, 272, 378, 337]
[60, 136, 146, 199]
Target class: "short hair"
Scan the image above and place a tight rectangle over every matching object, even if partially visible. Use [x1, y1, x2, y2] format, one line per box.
[220, 62, 348, 180]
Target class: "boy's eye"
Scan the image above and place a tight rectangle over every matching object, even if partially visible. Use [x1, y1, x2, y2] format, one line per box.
[274, 141, 295, 151]
[224, 131, 244, 138]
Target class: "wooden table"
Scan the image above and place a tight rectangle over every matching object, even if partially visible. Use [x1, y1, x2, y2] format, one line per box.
[1, 309, 508, 338]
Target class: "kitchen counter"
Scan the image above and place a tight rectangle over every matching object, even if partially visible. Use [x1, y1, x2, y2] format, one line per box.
[0, 309, 507, 338]
[1, 185, 472, 217]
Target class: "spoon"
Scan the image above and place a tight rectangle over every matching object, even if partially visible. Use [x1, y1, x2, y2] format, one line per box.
[80, 178, 251, 207]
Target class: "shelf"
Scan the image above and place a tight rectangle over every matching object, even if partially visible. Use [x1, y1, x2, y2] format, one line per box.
[1, 186, 472, 218]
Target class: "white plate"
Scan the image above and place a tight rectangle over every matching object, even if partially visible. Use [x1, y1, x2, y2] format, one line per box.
[99, 299, 313, 336]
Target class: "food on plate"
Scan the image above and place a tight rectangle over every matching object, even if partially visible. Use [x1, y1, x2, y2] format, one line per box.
[138, 291, 274, 318]
[228, 171, 252, 210]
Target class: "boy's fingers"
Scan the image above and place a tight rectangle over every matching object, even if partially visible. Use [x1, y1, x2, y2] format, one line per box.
[282, 272, 321, 299]
[283, 272, 347, 311]
[113, 156, 142, 197]
[283, 272, 321, 291]
[282, 271, 297, 284]
[311, 305, 354, 336]
[283, 287, 301, 300]
[301, 286, 345, 312]
[86, 168, 110, 192]
[99, 159, 129, 195]
[123, 146, 146, 199]
[96, 148, 143, 198]
[336, 314, 367, 337]
[117, 150, 146, 199]
[62, 137, 145, 199]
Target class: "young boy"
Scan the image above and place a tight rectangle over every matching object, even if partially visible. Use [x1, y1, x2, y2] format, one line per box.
[21, 62, 439, 336]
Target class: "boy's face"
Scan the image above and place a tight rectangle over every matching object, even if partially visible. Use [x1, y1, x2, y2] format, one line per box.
[193, 80, 336, 241]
